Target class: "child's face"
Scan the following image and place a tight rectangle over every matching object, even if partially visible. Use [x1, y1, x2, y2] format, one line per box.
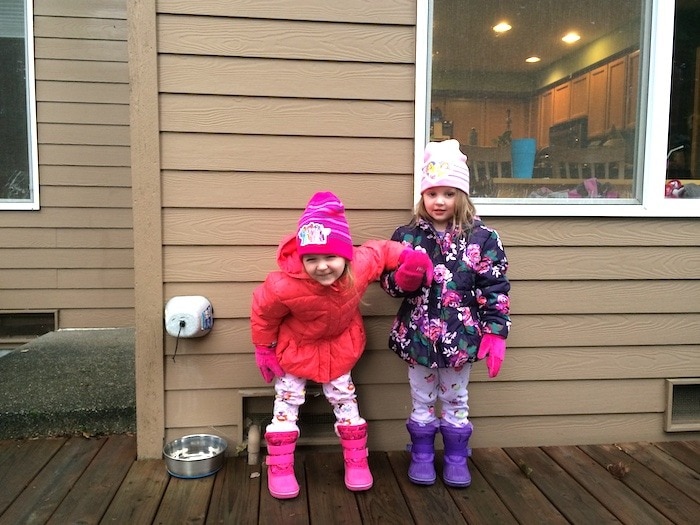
[422, 186, 456, 231]
[301, 254, 346, 286]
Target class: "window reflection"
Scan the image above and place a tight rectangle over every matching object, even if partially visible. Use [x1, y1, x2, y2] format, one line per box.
[429, 0, 642, 200]
[665, 0, 700, 199]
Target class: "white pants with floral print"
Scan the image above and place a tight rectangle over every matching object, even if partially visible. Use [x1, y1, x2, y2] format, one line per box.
[268, 371, 365, 432]
[408, 363, 472, 428]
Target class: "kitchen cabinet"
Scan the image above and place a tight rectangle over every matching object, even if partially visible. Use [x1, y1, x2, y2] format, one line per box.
[626, 50, 640, 129]
[607, 56, 628, 131]
[553, 82, 571, 124]
[588, 65, 608, 137]
[570, 74, 589, 119]
[538, 89, 554, 146]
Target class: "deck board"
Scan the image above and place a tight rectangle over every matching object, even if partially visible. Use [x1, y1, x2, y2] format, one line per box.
[1, 437, 104, 525]
[47, 434, 135, 525]
[0, 435, 698, 524]
[387, 450, 468, 524]
[0, 438, 65, 515]
[100, 458, 169, 524]
[356, 453, 414, 525]
[544, 445, 674, 524]
[504, 446, 620, 523]
[471, 447, 569, 524]
[581, 443, 700, 524]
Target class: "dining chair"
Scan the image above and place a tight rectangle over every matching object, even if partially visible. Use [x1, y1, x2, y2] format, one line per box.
[547, 143, 627, 179]
[462, 145, 512, 182]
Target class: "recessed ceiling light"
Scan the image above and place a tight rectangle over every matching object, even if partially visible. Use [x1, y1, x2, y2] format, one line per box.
[562, 32, 581, 44]
[526, 56, 541, 63]
[493, 22, 512, 33]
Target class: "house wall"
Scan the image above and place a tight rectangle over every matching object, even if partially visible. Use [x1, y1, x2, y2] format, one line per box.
[130, 1, 700, 458]
[0, 0, 133, 339]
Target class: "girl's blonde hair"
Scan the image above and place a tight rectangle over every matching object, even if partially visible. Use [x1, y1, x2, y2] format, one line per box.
[413, 189, 477, 238]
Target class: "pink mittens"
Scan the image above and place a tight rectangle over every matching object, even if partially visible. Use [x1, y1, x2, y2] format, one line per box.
[394, 249, 434, 291]
[255, 345, 284, 383]
[477, 334, 506, 378]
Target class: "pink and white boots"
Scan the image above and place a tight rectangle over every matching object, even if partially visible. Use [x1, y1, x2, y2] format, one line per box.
[337, 423, 374, 491]
[265, 423, 373, 499]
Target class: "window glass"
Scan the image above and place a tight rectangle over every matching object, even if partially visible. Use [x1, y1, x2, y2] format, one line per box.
[428, 0, 643, 202]
[665, 0, 700, 199]
[0, 0, 38, 209]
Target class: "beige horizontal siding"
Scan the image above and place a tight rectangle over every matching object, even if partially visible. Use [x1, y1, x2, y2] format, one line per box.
[38, 103, 129, 125]
[35, 0, 127, 19]
[368, 414, 685, 449]
[156, 0, 417, 25]
[158, 55, 415, 100]
[161, 172, 414, 209]
[0, 208, 132, 228]
[0, 249, 133, 268]
[59, 308, 133, 328]
[36, 81, 129, 104]
[34, 38, 128, 62]
[161, 134, 413, 171]
[164, 350, 700, 392]
[160, 95, 414, 137]
[1, 289, 134, 309]
[0, 269, 133, 289]
[34, 16, 127, 41]
[35, 59, 128, 83]
[39, 166, 131, 187]
[39, 124, 130, 146]
[0, 0, 133, 334]
[158, 15, 415, 63]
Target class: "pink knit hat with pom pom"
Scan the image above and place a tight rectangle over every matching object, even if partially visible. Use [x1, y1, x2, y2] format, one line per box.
[296, 191, 354, 261]
[420, 139, 470, 195]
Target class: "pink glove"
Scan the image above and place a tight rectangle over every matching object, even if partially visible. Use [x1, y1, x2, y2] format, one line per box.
[255, 345, 284, 383]
[477, 334, 506, 378]
[394, 249, 433, 291]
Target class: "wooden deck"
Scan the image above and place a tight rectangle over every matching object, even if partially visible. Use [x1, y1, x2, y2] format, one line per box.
[1, 435, 698, 524]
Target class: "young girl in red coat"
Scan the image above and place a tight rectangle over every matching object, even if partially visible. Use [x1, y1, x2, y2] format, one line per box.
[381, 140, 511, 488]
[251, 191, 432, 499]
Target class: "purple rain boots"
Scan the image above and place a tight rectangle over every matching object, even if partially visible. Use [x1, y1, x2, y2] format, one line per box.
[406, 419, 440, 485]
[264, 429, 300, 499]
[440, 422, 473, 487]
[337, 423, 374, 491]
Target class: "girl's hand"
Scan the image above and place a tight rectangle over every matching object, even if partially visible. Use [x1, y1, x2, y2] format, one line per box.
[395, 249, 434, 291]
[254, 345, 284, 383]
[477, 334, 506, 378]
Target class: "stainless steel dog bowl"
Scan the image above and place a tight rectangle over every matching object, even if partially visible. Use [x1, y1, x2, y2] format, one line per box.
[163, 434, 227, 478]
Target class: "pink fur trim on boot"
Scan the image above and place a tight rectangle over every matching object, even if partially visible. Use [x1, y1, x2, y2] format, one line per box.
[337, 423, 373, 491]
[265, 430, 300, 499]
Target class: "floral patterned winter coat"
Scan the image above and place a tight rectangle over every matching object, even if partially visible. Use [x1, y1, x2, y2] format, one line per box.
[380, 218, 511, 369]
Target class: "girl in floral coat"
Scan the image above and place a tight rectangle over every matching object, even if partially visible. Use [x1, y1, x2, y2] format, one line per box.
[381, 139, 511, 488]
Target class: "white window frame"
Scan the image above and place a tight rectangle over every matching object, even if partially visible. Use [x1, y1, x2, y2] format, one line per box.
[1, 0, 39, 210]
[414, 0, 694, 218]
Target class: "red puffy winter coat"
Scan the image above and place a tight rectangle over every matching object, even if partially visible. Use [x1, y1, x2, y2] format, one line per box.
[251, 234, 405, 383]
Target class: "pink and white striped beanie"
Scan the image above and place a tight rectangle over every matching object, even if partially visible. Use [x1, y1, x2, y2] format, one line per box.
[296, 191, 354, 261]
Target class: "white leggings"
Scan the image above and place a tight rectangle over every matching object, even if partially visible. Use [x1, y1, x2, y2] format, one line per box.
[268, 371, 365, 432]
[408, 363, 472, 428]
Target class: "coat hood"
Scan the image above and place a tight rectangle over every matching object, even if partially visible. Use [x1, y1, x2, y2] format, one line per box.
[276, 233, 311, 279]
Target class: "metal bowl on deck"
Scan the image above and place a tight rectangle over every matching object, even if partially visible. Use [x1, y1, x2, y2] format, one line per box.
[163, 434, 227, 479]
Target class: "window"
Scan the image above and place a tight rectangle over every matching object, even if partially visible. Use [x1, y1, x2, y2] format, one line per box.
[0, 0, 39, 210]
[415, 0, 698, 217]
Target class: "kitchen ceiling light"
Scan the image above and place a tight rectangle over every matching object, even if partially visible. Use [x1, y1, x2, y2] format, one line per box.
[493, 22, 512, 33]
[526, 56, 541, 63]
[562, 32, 581, 44]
